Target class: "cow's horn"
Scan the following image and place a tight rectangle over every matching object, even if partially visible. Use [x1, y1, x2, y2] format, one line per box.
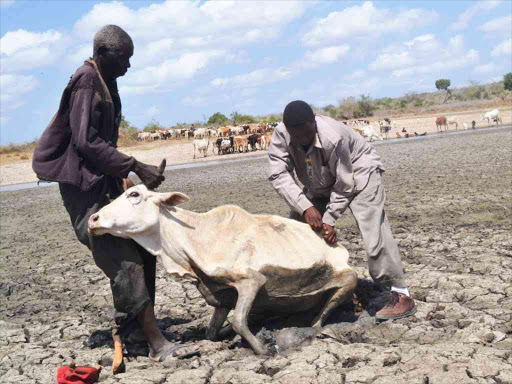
[158, 159, 166, 175]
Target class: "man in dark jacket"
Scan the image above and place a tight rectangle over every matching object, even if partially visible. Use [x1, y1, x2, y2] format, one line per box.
[32, 25, 194, 362]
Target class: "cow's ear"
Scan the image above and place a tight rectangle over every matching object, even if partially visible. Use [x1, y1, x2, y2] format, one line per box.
[156, 192, 190, 207]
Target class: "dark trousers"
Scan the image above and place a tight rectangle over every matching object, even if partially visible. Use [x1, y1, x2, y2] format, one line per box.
[59, 181, 156, 336]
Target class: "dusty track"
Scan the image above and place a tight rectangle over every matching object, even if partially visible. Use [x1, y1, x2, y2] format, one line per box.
[1, 128, 511, 383]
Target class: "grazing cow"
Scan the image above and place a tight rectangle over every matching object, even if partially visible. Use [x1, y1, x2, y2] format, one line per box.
[360, 125, 382, 142]
[384, 118, 391, 125]
[231, 127, 245, 135]
[150, 132, 161, 140]
[247, 134, 259, 151]
[216, 137, 233, 154]
[435, 116, 448, 132]
[137, 132, 151, 141]
[218, 127, 231, 137]
[262, 133, 272, 150]
[88, 186, 357, 355]
[481, 109, 502, 126]
[233, 136, 248, 153]
[194, 128, 207, 139]
[193, 139, 209, 159]
[447, 117, 458, 130]
[380, 125, 391, 140]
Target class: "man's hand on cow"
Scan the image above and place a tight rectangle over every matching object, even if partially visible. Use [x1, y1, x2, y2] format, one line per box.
[322, 224, 337, 244]
[303, 207, 323, 232]
[133, 159, 166, 190]
[122, 178, 134, 191]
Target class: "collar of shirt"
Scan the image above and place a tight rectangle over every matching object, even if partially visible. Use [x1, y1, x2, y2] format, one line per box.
[298, 134, 322, 156]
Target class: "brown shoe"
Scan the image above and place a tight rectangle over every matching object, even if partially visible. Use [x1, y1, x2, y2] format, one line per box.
[375, 292, 417, 322]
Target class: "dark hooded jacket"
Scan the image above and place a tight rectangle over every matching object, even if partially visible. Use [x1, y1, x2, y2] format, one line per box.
[32, 60, 136, 192]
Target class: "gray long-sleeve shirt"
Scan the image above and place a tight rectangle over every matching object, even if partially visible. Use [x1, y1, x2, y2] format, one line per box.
[268, 115, 384, 226]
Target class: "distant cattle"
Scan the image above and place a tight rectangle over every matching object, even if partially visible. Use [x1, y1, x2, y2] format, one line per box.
[435, 116, 448, 132]
[234, 136, 248, 153]
[447, 117, 459, 130]
[193, 139, 210, 159]
[481, 109, 502, 126]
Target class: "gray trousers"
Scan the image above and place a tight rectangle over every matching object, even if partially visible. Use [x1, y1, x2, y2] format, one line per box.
[290, 170, 406, 290]
[59, 181, 156, 336]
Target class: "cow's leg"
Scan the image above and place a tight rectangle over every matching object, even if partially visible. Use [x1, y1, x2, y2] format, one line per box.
[311, 270, 358, 328]
[232, 271, 267, 355]
[206, 306, 230, 341]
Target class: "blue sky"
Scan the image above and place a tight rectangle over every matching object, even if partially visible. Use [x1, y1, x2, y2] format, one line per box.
[1, 0, 511, 145]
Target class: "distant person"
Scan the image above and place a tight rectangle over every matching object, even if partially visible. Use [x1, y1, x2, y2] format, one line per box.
[32, 25, 195, 362]
[268, 100, 416, 321]
[472, 120, 476, 129]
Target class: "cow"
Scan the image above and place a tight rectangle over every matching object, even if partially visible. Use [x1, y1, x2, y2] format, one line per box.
[447, 117, 458, 130]
[247, 134, 259, 151]
[88, 185, 357, 355]
[137, 132, 151, 141]
[380, 125, 391, 140]
[481, 109, 502, 126]
[193, 139, 209, 159]
[360, 125, 382, 142]
[194, 128, 207, 139]
[216, 137, 234, 154]
[150, 132, 161, 140]
[435, 116, 448, 132]
[233, 136, 248, 153]
[218, 127, 231, 137]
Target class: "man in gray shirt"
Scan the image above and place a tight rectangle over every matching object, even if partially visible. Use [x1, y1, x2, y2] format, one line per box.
[268, 100, 416, 321]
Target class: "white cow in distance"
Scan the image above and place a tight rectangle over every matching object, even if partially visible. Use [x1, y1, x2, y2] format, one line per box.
[447, 117, 459, 130]
[192, 139, 209, 159]
[481, 109, 502, 126]
[88, 185, 357, 355]
[361, 124, 383, 142]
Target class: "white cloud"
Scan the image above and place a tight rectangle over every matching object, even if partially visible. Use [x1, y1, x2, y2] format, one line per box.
[211, 67, 293, 89]
[0, 0, 15, 8]
[491, 38, 512, 57]
[449, 0, 502, 31]
[0, 74, 39, 120]
[73, 1, 310, 47]
[303, 45, 350, 66]
[479, 15, 512, 34]
[303, 1, 438, 47]
[369, 34, 472, 75]
[473, 63, 498, 74]
[0, 29, 66, 73]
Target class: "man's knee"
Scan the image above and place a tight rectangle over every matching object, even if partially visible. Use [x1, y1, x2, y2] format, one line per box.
[111, 262, 151, 314]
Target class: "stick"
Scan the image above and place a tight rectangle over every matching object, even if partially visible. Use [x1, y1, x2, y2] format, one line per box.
[112, 328, 125, 374]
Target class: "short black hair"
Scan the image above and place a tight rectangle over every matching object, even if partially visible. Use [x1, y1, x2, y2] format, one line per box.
[283, 100, 314, 129]
[93, 25, 133, 56]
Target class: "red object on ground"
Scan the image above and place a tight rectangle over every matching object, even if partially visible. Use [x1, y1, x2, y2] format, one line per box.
[56, 364, 100, 384]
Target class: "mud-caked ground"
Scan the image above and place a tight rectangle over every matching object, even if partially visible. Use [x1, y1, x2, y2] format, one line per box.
[1, 128, 511, 384]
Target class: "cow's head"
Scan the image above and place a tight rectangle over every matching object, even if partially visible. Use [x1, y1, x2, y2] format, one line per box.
[88, 185, 189, 238]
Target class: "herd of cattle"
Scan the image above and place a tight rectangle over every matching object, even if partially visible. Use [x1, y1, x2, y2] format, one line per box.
[135, 109, 504, 158]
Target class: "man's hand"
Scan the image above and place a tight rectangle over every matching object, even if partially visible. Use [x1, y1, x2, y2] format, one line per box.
[303, 207, 323, 232]
[122, 178, 134, 191]
[322, 224, 337, 244]
[133, 159, 166, 190]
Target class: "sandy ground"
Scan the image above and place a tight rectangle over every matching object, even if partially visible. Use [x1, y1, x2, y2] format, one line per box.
[1, 108, 510, 187]
[1, 127, 511, 383]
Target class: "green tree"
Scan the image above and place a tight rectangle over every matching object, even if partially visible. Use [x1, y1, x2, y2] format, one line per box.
[357, 94, 374, 117]
[504, 72, 512, 91]
[207, 112, 229, 126]
[143, 120, 162, 132]
[237, 114, 257, 124]
[435, 79, 451, 102]
[230, 111, 239, 125]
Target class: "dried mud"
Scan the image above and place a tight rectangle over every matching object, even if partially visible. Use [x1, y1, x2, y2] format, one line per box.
[1, 128, 511, 384]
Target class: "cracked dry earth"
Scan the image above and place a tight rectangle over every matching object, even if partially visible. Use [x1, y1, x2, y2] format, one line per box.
[1, 128, 511, 384]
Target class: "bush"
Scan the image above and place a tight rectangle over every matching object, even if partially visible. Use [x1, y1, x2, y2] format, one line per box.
[357, 94, 374, 117]
[338, 97, 358, 119]
[207, 112, 228, 126]
[504, 72, 512, 91]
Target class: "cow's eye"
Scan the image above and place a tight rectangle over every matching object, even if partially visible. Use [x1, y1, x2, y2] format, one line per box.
[129, 191, 140, 198]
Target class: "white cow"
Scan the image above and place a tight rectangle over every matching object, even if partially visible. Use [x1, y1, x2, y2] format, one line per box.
[361, 124, 382, 142]
[463, 123, 469, 130]
[481, 109, 502, 126]
[137, 132, 151, 141]
[447, 117, 459, 130]
[88, 186, 357, 355]
[194, 128, 207, 139]
[192, 139, 209, 159]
